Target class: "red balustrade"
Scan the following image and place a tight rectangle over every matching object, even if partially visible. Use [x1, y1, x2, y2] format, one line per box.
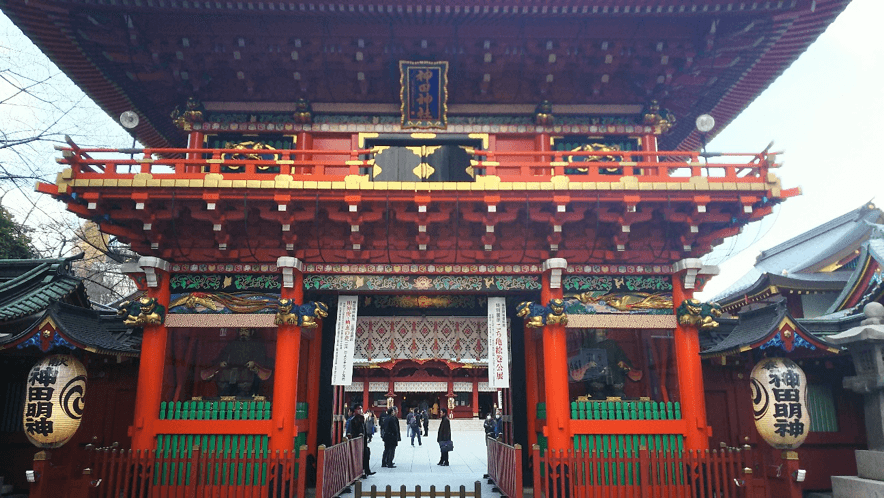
[315, 437, 364, 498]
[86, 445, 308, 498]
[53, 137, 778, 187]
[531, 444, 757, 498]
[487, 436, 524, 498]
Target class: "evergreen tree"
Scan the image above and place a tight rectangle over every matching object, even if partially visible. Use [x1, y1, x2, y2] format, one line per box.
[0, 206, 34, 259]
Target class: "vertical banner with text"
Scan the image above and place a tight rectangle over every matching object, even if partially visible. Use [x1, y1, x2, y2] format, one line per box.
[331, 295, 359, 386]
[487, 297, 509, 388]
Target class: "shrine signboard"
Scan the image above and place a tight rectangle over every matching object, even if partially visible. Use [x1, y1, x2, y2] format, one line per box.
[750, 357, 810, 449]
[400, 60, 448, 129]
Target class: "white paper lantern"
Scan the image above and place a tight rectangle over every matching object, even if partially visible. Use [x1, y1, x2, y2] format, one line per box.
[750, 357, 809, 450]
[22, 355, 87, 448]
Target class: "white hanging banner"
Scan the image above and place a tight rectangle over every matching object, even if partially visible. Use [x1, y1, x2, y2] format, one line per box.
[331, 295, 359, 386]
[487, 297, 509, 388]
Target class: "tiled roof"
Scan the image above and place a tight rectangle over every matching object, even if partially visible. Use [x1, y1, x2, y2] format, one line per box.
[51, 302, 142, 355]
[824, 236, 884, 315]
[715, 271, 850, 309]
[714, 203, 883, 303]
[0, 256, 88, 320]
[756, 203, 882, 274]
[0, 256, 141, 356]
[0, 302, 141, 356]
[701, 304, 839, 358]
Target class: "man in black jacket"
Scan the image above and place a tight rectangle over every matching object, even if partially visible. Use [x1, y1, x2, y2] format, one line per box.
[381, 407, 400, 468]
[437, 407, 451, 466]
[346, 404, 375, 477]
[421, 409, 429, 437]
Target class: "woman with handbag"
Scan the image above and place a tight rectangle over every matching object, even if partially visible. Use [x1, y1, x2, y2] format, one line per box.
[437, 407, 452, 466]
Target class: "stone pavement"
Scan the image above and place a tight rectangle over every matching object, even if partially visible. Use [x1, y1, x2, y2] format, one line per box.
[357, 419, 502, 496]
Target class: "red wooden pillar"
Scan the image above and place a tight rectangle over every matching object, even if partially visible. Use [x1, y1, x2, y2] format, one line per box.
[768, 450, 804, 498]
[672, 259, 714, 451]
[641, 132, 658, 174]
[272, 257, 305, 452]
[524, 327, 539, 451]
[363, 376, 371, 412]
[386, 379, 395, 419]
[306, 321, 323, 454]
[127, 257, 171, 451]
[446, 377, 454, 418]
[539, 258, 570, 454]
[472, 375, 480, 418]
[185, 130, 205, 173]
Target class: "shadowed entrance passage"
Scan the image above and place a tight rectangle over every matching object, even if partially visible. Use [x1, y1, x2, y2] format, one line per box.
[359, 420, 501, 495]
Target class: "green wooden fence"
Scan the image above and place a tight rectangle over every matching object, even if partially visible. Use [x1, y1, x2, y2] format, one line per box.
[155, 400, 308, 485]
[535, 401, 685, 485]
[570, 401, 684, 485]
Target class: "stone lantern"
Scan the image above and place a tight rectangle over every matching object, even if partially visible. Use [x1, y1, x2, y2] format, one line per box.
[828, 302, 884, 496]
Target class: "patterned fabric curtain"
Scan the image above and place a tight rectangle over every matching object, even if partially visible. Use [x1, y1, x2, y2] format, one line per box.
[355, 316, 493, 362]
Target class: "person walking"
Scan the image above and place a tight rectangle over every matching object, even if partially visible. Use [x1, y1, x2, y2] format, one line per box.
[409, 408, 422, 446]
[421, 409, 429, 437]
[365, 410, 377, 442]
[381, 407, 400, 468]
[483, 414, 495, 444]
[346, 404, 375, 477]
[437, 407, 451, 466]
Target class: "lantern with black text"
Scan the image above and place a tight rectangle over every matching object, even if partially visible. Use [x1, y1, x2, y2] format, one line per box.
[750, 357, 809, 449]
[22, 355, 87, 448]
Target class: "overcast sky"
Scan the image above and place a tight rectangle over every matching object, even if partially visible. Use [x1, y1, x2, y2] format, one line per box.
[696, 0, 883, 299]
[2, 0, 880, 287]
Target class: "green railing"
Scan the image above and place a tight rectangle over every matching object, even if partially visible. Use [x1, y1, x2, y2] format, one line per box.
[535, 400, 685, 484]
[154, 400, 308, 485]
[571, 401, 684, 461]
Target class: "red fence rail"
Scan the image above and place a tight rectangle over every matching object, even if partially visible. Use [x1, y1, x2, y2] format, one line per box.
[315, 436, 364, 498]
[532, 444, 756, 498]
[88, 445, 308, 498]
[54, 138, 779, 186]
[486, 437, 523, 498]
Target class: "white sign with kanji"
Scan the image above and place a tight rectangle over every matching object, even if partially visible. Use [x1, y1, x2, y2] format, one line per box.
[331, 295, 359, 386]
[487, 297, 509, 388]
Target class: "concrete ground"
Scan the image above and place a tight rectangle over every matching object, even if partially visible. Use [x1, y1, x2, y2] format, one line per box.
[356, 419, 502, 496]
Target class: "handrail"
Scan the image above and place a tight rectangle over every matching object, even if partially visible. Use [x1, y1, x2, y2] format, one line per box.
[86, 445, 308, 498]
[52, 141, 779, 186]
[316, 437, 364, 498]
[487, 436, 523, 498]
[531, 443, 757, 498]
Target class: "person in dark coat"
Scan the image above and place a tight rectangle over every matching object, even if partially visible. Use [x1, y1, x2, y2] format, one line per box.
[422, 409, 429, 437]
[346, 404, 375, 477]
[381, 407, 401, 468]
[408, 408, 422, 446]
[436, 407, 451, 466]
[483, 414, 495, 444]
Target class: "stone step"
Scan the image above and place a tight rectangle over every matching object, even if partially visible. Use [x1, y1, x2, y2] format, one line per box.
[832, 475, 884, 497]
[856, 450, 884, 482]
